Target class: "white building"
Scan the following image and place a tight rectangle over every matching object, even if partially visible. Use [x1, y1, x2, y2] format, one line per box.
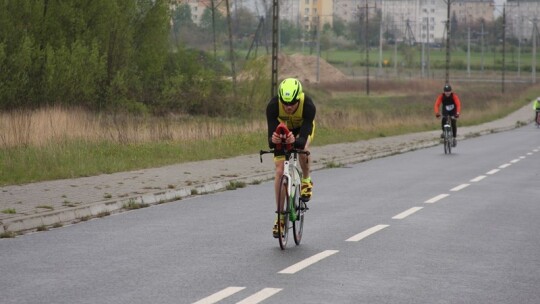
[507, 0, 540, 42]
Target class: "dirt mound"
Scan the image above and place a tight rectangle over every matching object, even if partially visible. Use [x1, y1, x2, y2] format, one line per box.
[238, 53, 348, 84]
[278, 53, 348, 84]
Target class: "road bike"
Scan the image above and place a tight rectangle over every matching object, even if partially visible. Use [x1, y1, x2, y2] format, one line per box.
[260, 147, 309, 250]
[442, 115, 455, 154]
[535, 110, 540, 128]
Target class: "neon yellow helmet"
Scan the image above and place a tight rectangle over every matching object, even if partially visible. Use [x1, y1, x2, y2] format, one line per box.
[278, 78, 303, 104]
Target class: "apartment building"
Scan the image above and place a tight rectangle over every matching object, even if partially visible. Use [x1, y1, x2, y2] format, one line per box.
[381, 0, 494, 44]
[452, 0, 494, 25]
[299, 0, 334, 31]
[171, 0, 499, 44]
[333, 0, 382, 23]
[507, 0, 540, 42]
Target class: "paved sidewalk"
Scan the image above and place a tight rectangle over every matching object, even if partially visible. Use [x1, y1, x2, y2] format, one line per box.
[0, 103, 534, 235]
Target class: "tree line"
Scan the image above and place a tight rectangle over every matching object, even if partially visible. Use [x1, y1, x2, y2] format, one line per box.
[0, 0, 236, 116]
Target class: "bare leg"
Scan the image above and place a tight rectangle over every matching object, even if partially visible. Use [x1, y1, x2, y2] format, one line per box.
[299, 139, 311, 179]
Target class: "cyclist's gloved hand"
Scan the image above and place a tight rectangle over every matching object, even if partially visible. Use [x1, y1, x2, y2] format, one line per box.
[271, 132, 282, 145]
[285, 132, 295, 144]
[455, 113, 460, 118]
[435, 113, 441, 118]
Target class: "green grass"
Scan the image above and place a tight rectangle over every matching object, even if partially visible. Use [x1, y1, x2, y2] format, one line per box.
[285, 46, 540, 70]
[1, 81, 539, 186]
[2, 208, 16, 214]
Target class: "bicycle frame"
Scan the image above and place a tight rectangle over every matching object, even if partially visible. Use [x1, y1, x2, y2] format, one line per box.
[281, 151, 301, 222]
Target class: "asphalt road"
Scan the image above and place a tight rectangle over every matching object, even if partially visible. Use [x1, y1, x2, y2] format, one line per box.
[1, 125, 540, 304]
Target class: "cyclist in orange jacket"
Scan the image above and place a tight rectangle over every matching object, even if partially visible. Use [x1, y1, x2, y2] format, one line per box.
[434, 84, 461, 147]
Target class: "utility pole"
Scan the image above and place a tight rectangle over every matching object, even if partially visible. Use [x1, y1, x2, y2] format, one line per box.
[467, 26, 470, 78]
[518, 16, 522, 79]
[225, 0, 237, 96]
[502, 4, 506, 93]
[316, 16, 321, 82]
[378, 20, 383, 77]
[271, 0, 279, 96]
[533, 20, 537, 84]
[444, 0, 451, 84]
[426, 16, 431, 78]
[365, 1, 370, 95]
[481, 21, 485, 72]
[359, 0, 376, 96]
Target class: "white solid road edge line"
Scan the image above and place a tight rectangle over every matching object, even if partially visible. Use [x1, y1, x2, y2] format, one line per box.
[278, 250, 339, 274]
[392, 207, 423, 220]
[236, 288, 283, 304]
[450, 184, 470, 191]
[425, 194, 449, 204]
[346, 224, 389, 242]
[193, 286, 246, 304]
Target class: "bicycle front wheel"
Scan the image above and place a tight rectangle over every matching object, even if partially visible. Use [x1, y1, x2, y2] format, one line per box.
[277, 175, 290, 250]
[444, 131, 452, 154]
[292, 168, 304, 245]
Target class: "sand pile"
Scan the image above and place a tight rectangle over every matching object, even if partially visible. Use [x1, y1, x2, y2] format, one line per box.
[278, 53, 348, 84]
[238, 53, 348, 84]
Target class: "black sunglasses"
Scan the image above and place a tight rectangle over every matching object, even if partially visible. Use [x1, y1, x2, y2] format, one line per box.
[280, 98, 299, 106]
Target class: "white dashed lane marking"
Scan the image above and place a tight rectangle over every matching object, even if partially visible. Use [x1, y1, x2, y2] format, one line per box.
[510, 159, 521, 163]
[470, 175, 486, 182]
[499, 163, 511, 169]
[236, 288, 282, 304]
[425, 194, 449, 204]
[346, 224, 389, 242]
[486, 169, 499, 175]
[451, 184, 470, 191]
[392, 207, 423, 219]
[278, 250, 339, 274]
[193, 287, 246, 304]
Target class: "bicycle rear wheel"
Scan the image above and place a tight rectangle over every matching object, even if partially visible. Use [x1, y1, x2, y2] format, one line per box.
[277, 175, 290, 250]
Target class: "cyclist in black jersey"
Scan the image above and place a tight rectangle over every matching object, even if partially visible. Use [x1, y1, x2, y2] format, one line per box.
[266, 78, 316, 237]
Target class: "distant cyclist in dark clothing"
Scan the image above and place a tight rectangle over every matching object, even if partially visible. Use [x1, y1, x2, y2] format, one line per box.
[434, 84, 461, 147]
